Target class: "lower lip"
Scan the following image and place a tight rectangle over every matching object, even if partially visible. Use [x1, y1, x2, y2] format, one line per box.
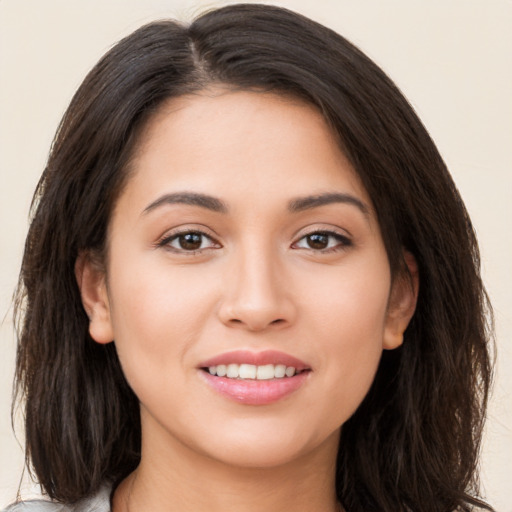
[200, 371, 310, 405]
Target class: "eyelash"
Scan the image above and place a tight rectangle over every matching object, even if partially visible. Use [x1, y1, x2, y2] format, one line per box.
[157, 229, 220, 254]
[292, 230, 352, 253]
[157, 229, 352, 254]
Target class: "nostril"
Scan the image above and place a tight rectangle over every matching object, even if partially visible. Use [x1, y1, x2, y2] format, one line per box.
[227, 317, 285, 329]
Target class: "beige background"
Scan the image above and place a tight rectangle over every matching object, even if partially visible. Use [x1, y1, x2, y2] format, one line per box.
[1, 0, 511, 509]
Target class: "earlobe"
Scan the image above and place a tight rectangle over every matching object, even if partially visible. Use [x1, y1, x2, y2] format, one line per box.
[383, 251, 419, 350]
[75, 252, 114, 344]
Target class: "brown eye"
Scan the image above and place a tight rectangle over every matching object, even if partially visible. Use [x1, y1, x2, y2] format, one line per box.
[293, 231, 352, 252]
[306, 233, 329, 249]
[161, 231, 219, 252]
[177, 232, 203, 250]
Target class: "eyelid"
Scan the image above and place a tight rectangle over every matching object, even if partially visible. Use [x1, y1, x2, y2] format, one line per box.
[291, 226, 353, 252]
[292, 223, 352, 241]
[156, 225, 222, 252]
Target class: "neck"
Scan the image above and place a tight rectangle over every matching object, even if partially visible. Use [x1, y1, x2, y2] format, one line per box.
[113, 415, 342, 512]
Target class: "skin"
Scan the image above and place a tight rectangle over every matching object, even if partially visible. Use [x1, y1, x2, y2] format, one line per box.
[77, 89, 418, 512]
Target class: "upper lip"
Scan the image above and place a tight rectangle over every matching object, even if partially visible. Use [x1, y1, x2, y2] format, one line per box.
[199, 350, 310, 371]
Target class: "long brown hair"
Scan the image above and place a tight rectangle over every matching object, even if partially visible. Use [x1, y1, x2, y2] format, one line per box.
[14, 4, 494, 511]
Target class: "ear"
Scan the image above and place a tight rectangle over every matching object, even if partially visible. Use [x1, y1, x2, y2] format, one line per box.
[75, 252, 114, 344]
[383, 251, 419, 350]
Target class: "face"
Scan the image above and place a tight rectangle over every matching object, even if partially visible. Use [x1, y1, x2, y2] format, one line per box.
[80, 89, 416, 471]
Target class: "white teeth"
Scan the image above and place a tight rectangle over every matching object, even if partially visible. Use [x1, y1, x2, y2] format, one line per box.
[226, 364, 239, 378]
[256, 364, 274, 380]
[239, 364, 257, 379]
[206, 363, 300, 380]
[285, 366, 296, 377]
[274, 364, 286, 378]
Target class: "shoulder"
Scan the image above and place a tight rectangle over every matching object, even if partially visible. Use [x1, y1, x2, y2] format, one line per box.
[3, 502, 68, 512]
[2, 484, 111, 512]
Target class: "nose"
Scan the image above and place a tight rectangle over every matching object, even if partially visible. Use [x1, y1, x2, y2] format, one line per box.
[217, 246, 296, 332]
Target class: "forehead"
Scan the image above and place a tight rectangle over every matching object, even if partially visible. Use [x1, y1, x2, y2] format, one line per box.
[120, 88, 372, 215]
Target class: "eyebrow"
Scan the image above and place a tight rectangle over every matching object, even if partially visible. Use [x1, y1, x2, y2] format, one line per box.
[143, 192, 229, 215]
[142, 191, 369, 217]
[288, 193, 369, 215]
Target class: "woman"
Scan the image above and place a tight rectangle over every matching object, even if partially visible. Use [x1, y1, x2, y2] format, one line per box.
[6, 4, 493, 511]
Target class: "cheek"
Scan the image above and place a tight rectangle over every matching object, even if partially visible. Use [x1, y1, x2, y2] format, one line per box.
[299, 258, 390, 419]
[303, 254, 391, 344]
[106, 255, 220, 389]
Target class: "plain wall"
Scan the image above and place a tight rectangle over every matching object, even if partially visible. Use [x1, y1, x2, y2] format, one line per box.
[1, 0, 511, 509]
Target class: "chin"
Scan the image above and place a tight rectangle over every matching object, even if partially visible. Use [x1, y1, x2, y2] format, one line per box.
[194, 421, 341, 470]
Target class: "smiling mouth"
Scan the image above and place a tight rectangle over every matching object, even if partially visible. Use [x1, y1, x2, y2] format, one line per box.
[204, 363, 307, 380]
[199, 353, 311, 404]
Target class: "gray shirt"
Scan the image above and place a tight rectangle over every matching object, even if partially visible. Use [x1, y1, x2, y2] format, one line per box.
[2, 485, 111, 512]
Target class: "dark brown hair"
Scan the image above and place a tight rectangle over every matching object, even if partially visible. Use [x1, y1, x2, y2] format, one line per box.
[14, 4, 494, 511]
